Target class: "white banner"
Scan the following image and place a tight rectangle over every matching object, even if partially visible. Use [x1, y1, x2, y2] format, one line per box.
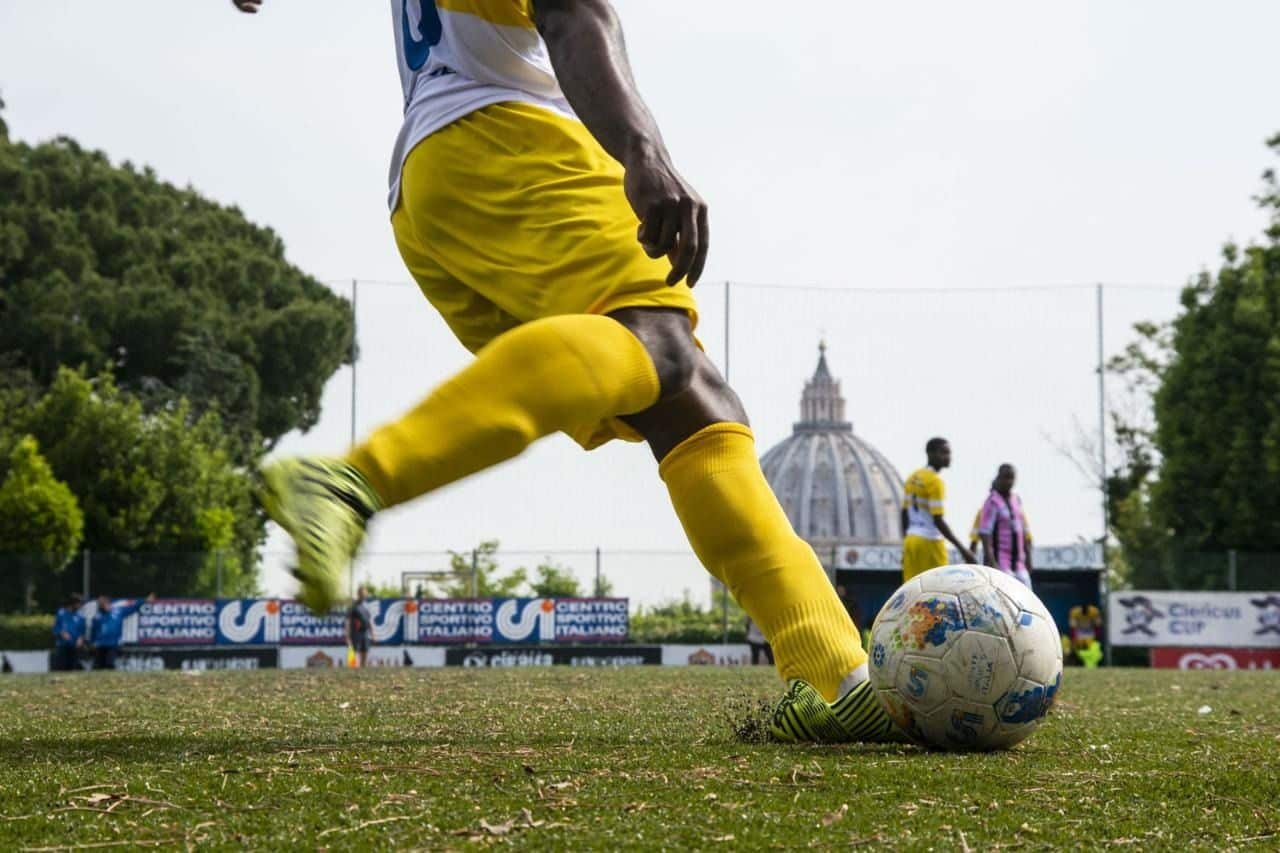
[1, 651, 51, 674]
[835, 543, 1104, 571]
[278, 646, 446, 669]
[660, 644, 752, 666]
[1109, 591, 1280, 648]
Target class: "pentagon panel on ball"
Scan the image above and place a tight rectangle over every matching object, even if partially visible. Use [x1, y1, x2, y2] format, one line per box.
[869, 564, 1063, 751]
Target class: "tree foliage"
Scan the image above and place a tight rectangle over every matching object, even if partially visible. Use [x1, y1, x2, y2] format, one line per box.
[0, 436, 84, 611]
[0, 112, 353, 450]
[0, 368, 259, 601]
[421, 542, 611, 600]
[1109, 134, 1280, 588]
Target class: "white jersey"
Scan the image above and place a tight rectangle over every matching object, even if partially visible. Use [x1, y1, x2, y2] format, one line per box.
[388, 0, 576, 209]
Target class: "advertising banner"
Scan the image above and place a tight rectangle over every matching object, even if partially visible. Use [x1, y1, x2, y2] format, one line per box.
[124, 599, 219, 646]
[659, 645, 752, 666]
[444, 645, 661, 667]
[1, 651, 51, 674]
[278, 600, 347, 645]
[1109, 591, 1280, 647]
[114, 647, 279, 672]
[1150, 647, 1280, 670]
[216, 599, 280, 645]
[96, 596, 632, 648]
[368, 599, 410, 645]
[416, 598, 629, 645]
[836, 543, 1104, 571]
[278, 646, 445, 670]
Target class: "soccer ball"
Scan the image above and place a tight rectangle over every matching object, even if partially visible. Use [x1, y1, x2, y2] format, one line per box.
[868, 564, 1063, 751]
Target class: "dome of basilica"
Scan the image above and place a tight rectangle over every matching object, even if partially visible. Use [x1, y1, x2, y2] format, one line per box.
[761, 344, 905, 552]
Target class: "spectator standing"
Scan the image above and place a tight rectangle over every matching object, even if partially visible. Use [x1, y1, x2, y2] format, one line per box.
[52, 593, 86, 672]
[901, 438, 974, 580]
[977, 464, 1034, 587]
[744, 616, 772, 666]
[347, 585, 373, 668]
[89, 594, 153, 670]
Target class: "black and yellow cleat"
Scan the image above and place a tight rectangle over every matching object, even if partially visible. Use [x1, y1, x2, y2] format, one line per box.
[258, 457, 382, 614]
[769, 678, 907, 744]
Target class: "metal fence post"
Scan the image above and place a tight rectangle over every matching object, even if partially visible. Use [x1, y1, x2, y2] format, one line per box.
[216, 550, 223, 598]
[1227, 550, 1238, 591]
[82, 550, 90, 599]
[594, 547, 602, 597]
[471, 548, 479, 599]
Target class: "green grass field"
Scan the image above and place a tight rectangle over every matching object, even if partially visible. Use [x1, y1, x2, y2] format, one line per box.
[1, 667, 1277, 851]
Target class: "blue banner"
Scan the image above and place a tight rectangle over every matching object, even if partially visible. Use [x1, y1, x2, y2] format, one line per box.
[216, 599, 280, 645]
[278, 600, 347, 645]
[130, 599, 218, 645]
[123, 596, 629, 646]
[414, 598, 629, 645]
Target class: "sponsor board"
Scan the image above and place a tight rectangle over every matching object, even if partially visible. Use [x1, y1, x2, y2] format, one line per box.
[659, 645, 752, 666]
[103, 596, 632, 647]
[1109, 591, 1280, 648]
[837, 543, 1104, 571]
[278, 600, 348, 645]
[1150, 647, 1280, 670]
[217, 599, 281, 645]
[417, 599, 493, 644]
[114, 647, 279, 672]
[123, 599, 219, 645]
[444, 645, 661, 668]
[417, 598, 629, 645]
[1, 651, 51, 674]
[278, 646, 446, 670]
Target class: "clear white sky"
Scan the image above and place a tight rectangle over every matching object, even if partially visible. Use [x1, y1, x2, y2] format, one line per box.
[3, 1, 1277, 604]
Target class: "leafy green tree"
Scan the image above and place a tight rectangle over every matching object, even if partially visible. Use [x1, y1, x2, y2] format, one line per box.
[629, 593, 747, 644]
[0, 108, 352, 451]
[1109, 134, 1280, 589]
[0, 436, 84, 611]
[0, 368, 259, 602]
[427, 541, 529, 599]
[529, 562, 582, 597]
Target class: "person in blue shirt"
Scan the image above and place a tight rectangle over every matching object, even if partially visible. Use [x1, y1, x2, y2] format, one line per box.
[52, 593, 87, 672]
[89, 593, 153, 670]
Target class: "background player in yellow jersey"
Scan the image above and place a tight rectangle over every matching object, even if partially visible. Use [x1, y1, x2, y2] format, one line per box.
[901, 438, 974, 579]
[233, 0, 898, 744]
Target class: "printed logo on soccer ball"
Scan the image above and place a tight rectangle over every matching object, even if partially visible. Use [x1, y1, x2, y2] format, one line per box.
[868, 564, 1064, 751]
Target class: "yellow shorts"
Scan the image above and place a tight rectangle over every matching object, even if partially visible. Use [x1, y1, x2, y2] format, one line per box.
[902, 536, 948, 581]
[392, 102, 699, 449]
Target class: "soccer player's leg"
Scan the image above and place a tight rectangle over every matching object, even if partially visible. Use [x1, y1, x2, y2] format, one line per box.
[261, 308, 663, 612]
[614, 310, 901, 744]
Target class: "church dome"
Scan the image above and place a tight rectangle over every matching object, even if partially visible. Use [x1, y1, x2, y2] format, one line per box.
[761, 344, 905, 550]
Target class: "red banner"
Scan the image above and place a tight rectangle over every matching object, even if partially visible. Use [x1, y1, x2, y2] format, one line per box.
[1150, 647, 1280, 670]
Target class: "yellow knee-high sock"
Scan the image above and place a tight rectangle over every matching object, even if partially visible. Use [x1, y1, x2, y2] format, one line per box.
[660, 423, 865, 701]
[348, 315, 659, 508]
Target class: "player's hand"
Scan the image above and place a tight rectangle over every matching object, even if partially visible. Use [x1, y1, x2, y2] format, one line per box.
[960, 547, 976, 565]
[623, 152, 709, 287]
[232, 0, 263, 13]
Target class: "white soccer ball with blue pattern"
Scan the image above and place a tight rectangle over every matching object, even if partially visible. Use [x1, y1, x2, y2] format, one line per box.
[868, 564, 1063, 751]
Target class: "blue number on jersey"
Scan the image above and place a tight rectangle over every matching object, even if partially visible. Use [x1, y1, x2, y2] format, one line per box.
[401, 0, 443, 71]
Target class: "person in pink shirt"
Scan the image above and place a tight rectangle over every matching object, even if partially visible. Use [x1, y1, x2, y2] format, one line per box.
[977, 464, 1034, 587]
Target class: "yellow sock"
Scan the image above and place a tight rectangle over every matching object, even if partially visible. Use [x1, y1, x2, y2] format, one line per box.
[348, 315, 659, 508]
[660, 423, 865, 701]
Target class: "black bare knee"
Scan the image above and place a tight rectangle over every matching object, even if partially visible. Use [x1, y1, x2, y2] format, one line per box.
[608, 307, 697, 401]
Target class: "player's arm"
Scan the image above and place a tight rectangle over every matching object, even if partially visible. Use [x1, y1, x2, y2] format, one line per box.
[934, 515, 975, 564]
[900, 507, 909, 538]
[979, 532, 996, 567]
[532, 0, 708, 286]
